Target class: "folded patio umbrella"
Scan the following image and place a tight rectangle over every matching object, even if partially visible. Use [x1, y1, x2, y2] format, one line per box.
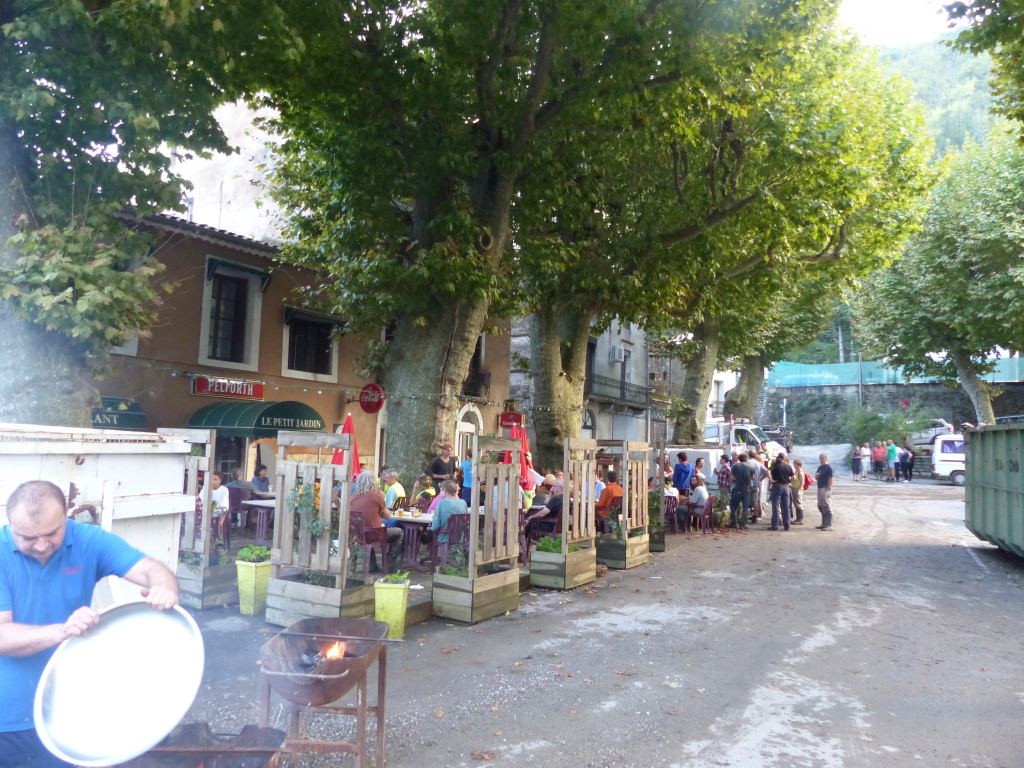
[331, 413, 360, 480]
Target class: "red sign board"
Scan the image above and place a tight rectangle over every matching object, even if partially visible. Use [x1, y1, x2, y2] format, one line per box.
[192, 376, 265, 401]
[499, 411, 524, 429]
[359, 383, 386, 414]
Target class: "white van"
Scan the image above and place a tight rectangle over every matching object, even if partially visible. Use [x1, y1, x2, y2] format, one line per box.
[704, 421, 786, 457]
[931, 434, 966, 486]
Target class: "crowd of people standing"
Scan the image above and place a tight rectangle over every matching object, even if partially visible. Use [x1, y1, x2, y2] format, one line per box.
[850, 441, 916, 483]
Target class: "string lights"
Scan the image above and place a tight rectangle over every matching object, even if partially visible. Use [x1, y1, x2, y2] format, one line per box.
[120, 359, 584, 412]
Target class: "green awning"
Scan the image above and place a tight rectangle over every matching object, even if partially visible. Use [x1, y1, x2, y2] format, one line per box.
[185, 400, 326, 438]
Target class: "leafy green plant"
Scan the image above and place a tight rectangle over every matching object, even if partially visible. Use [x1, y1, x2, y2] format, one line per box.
[237, 545, 271, 563]
[384, 570, 410, 583]
[536, 535, 581, 554]
[647, 491, 662, 526]
[628, 527, 646, 538]
[178, 551, 201, 566]
[840, 404, 932, 449]
[304, 570, 335, 588]
[441, 564, 469, 578]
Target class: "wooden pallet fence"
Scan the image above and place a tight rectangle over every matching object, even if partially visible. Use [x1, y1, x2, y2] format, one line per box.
[594, 440, 649, 570]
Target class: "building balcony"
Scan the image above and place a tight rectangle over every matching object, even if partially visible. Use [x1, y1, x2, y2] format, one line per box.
[709, 400, 725, 418]
[584, 373, 652, 408]
[462, 369, 491, 398]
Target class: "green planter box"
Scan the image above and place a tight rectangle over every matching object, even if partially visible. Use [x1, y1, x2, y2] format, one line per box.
[648, 526, 666, 553]
[529, 547, 596, 590]
[374, 579, 410, 640]
[432, 568, 520, 624]
[176, 562, 238, 610]
[236, 560, 272, 616]
[265, 575, 374, 627]
[595, 533, 650, 570]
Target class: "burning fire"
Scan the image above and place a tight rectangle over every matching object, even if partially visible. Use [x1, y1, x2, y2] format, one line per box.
[324, 641, 345, 659]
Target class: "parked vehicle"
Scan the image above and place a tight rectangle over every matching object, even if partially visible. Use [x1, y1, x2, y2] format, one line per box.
[704, 420, 787, 457]
[931, 434, 966, 486]
[964, 423, 1024, 556]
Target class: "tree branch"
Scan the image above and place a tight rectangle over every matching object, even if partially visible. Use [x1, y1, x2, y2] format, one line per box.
[476, 0, 524, 140]
[659, 190, 762, 248]
[799, 223, 848, 263]
[511, 8, 558, 151]
[671, 140, 688, 204]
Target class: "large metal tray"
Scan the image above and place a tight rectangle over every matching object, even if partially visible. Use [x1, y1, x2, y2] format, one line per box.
[34, 602, 205, 767]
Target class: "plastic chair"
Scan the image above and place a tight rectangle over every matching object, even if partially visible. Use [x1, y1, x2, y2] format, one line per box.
[428, 513, 471, 571]
[663, 496, 679, 534]
[227, 486, 247, 529]
[349, 517, 390, 581]
[687, 496, 714, 535]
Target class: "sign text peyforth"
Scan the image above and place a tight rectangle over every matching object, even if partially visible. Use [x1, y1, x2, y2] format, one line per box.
[192, 376, 266, 401]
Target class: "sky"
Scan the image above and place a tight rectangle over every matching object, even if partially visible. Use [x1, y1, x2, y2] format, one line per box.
[839, 0, 964, 47]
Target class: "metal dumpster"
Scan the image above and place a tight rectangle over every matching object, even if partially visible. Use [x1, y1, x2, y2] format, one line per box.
[965, 423, 1024, 556]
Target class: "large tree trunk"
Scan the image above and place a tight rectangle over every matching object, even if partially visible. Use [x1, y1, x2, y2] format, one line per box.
[381, 297, 490, 482]
[0, 120, 97, 427]
[529, 308, 593, 473]
[723, 353, 764, 421]
[671, 317, 721, 444]
[950, 348, 996, 424]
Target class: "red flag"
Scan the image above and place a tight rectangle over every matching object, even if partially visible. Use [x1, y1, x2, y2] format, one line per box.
[511, 425, 535, 491]
[331, 414, 360, 480]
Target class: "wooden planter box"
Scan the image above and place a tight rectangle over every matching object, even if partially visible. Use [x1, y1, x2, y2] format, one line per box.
[177, 562, 238, 610]
[265, 575, 374, 627]
[529, 547, 597, 590]
[596, 533, 650, 570]
[648, 526, 666, 553]
[432, 568, 520, 624]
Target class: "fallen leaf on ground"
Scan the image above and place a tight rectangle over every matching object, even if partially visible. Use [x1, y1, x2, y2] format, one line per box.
[697, 688, 706, 694]
[495, 731, 502, 736]
[490, 706, 500, 712]
[615, 670, 625, 675]
[440, 648, 453, 654]
[551, 663, 564, 669]
[583, 678, 593, 683]
[663, 681, 681, 688]
[471, 751, 495, 760]
[403, 666, 415, 672]
[514, 662, 523, 666]
[433, 711, 444, 718]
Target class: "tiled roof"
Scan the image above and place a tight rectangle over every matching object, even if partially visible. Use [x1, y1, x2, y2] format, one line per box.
[126, 213, 280, 257]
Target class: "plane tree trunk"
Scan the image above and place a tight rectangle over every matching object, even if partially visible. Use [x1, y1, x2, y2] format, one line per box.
[951, 347, 996, 425]
[529, 308, 594, 473]
[0, 120, 97, 427]
[723, 353, 765, 421]
[671, 317, 721, 444]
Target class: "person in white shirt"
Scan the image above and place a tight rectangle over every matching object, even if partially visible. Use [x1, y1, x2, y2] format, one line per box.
[209, 471, 229, 517]
[686, 476, 709, 512]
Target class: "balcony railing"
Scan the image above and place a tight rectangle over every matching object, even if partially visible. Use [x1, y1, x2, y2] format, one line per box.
[462, 369, 491, 398]
[709, 400, 725, 418]
[584, 373, 652, 407]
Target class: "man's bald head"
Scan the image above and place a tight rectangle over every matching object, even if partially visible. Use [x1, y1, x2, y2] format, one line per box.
[7, 480, 67, 520]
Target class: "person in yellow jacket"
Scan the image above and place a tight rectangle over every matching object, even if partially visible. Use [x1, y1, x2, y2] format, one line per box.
[789, 458, 812, 525]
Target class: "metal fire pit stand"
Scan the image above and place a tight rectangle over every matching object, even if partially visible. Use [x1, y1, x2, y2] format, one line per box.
[259, 642, 387, 768]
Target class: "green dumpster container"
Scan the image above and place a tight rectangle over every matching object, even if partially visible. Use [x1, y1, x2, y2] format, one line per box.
[965, 424, 1024, 557]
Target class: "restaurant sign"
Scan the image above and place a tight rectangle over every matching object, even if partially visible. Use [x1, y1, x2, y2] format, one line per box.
[359, 383, 386, 414]
[192, 376, 265, 401]
[499, 411, 524, 429]
[256, 414, 325, 431]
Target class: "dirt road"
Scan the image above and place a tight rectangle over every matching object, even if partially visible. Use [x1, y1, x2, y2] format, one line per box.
[190, 447, 1023, 768]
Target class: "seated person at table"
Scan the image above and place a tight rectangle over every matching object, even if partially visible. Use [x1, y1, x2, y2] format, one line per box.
[431, 481, 468, 543]
[382, 470, 406, 511]
[595, 471, 623, 518]
[529, 474, 555, 512]
[680, 476, 709, 528]
[209, 471, 229, 517]
[523, 492, 562, 540]
[550, 470, 565, 497]
[226, 468, 256, 501]
[350, 471, 403, 572]
[251, 465, 270, 493]
[411, 474, 436, 503]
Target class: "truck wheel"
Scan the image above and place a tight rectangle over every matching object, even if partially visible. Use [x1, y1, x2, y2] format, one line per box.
[950, 470, 965, 487]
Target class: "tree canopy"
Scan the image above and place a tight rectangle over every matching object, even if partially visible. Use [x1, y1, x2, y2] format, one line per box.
[855, 124, 1024, 423]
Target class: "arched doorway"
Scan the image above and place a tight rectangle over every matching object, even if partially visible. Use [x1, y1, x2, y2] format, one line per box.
[581, 409, 596, 439]
[455, 403, 484, 460]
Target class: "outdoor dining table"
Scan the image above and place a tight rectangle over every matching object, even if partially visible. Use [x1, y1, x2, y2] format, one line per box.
[390, 508, 490, 572]
[241, 498, 276, 545]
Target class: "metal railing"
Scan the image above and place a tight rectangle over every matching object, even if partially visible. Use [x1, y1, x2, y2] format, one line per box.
[709, 400, 725, 418]
[584, 373, 652, 407]
[463, 369, 491, 398]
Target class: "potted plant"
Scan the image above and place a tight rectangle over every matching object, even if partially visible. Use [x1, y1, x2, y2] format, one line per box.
[235, 545, 272, 616]
[374, 571, 411, 639]
[529, 534, 597, 590]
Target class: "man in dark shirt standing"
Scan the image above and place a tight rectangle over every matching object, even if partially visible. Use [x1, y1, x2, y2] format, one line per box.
[769, 453, 795, 531]
[815, 453, 835, 531]
[429, 444, 458, 491]
[728, 454, 753, 529]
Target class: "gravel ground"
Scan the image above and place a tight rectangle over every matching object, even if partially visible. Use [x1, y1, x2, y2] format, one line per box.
[181, 446, 1009, 768]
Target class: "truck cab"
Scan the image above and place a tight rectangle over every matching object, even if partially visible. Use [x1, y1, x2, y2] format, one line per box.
[931, 434, 966, 486]
[704, 421, 786, 457]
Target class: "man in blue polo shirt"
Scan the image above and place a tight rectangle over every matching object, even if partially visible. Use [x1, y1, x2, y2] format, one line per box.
[0, 480, 179, 768]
